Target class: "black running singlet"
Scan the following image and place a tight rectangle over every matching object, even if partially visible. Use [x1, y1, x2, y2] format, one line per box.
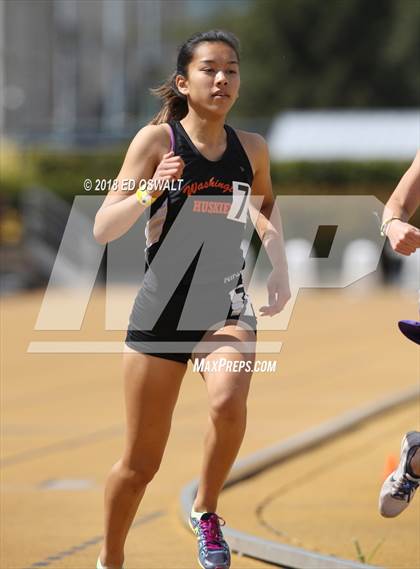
[142, 119, 254, 291]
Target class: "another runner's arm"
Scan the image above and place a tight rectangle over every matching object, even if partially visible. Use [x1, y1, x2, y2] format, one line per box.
[383, 150, 420, 223]
[93, 125, 183, 245]
[382, 150, 420, 256]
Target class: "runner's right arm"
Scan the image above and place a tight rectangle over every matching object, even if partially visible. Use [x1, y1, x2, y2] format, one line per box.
[93, 124, 184, 245]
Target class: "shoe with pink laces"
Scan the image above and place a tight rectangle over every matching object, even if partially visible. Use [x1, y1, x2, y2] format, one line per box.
[189, 510, 231, 569]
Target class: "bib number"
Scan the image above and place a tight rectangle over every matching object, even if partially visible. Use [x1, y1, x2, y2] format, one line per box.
[227, 181, 251, 224]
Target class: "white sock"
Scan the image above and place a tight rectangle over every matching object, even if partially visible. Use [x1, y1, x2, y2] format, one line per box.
[97, 557, 124, 569]
[191, 506, 207, 520]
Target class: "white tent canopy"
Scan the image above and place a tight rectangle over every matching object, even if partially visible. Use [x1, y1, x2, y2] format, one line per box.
[267, 110, 419, 161]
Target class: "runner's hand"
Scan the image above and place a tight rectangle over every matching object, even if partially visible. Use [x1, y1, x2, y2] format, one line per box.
[387, 220, 420, 256]
[259, 268, 291, 317]
[146, 151, 184, 199]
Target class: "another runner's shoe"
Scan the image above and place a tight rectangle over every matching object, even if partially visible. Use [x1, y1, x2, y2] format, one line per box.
[379, 431, 420, 517]
[398, 319, 420, 345]
[189, 511, 231, 569]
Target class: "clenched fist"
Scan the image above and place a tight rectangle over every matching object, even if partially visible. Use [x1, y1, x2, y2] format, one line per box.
[387, 219, 420, 256]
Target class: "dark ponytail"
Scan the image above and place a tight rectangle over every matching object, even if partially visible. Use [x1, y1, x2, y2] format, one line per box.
[149, 29, 240, 125]
[149, 71, 188, 125]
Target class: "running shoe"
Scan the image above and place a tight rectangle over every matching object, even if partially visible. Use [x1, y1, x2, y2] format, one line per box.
[189, 511, 231, 569]
[379, 431, 420, 517]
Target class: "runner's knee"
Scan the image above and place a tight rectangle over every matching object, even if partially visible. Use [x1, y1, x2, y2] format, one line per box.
[209, 393, 247, 423]
[118, 458, 161, 487]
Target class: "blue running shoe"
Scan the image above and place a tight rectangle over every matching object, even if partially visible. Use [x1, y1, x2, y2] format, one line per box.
[189, 511, 231, 569]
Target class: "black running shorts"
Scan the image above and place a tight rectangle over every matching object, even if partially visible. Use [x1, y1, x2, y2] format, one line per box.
[125, 279, 257, 364]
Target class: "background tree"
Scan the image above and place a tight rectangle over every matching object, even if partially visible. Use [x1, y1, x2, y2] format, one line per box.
[198, 0, 420, 117]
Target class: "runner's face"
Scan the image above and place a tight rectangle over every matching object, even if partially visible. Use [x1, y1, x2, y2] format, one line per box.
[178, 42, 240, 116]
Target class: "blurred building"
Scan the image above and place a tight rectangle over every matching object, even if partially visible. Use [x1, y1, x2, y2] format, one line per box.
[2, 0, 183, 140]
[1, 0, 249, 143]
[268, 110, 420, 161]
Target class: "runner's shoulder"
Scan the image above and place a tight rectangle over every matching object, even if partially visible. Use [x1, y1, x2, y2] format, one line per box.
[233, 128, 269, 169]
[129, 123, 173, 160]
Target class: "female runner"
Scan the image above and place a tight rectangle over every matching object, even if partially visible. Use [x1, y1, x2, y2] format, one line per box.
[93, 29, 290, 569]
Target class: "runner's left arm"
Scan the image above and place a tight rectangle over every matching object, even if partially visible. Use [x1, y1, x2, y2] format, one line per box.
[248, 134, 291, 316]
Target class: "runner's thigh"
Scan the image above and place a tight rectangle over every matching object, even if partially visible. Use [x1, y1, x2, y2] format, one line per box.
[121, 348, 187, 470]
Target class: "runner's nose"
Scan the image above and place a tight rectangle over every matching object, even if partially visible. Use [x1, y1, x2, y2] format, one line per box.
[215, 71, 228, 86]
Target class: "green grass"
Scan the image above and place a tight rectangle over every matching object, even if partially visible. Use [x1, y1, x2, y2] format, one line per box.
[352, 537, 385, 564]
